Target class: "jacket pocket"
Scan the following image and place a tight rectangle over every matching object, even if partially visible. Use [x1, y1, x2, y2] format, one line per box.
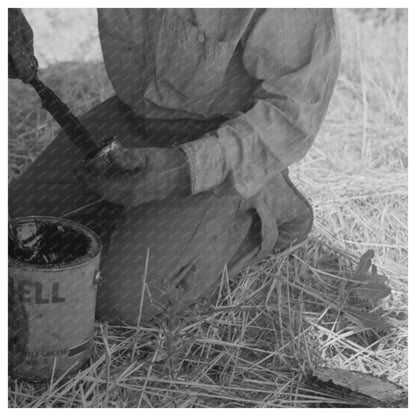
[154, 10, 238, 100]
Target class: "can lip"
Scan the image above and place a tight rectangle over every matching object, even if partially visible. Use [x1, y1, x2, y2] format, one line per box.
[8, 216, 102, 271]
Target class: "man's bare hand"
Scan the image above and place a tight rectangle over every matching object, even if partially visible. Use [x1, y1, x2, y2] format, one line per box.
[8, 8, 37, 82]
[76, 145, 191, 207]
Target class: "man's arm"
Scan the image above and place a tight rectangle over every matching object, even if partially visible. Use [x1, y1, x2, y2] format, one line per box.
[79, 9, 341, 208]
[179, 9, 341, 199]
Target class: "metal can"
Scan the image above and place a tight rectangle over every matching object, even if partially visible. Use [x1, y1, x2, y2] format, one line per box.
[8, 216, 102, 381]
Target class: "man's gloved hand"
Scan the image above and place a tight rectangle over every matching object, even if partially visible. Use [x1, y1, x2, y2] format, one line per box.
[8, 8, 38, 82]
[76, 145, 192, 207]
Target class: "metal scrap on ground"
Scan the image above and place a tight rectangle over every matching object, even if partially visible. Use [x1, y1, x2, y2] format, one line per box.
[312, 367, 407, 407]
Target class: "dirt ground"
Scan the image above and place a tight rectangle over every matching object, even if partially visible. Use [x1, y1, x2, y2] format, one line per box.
[24, 8, 102, 66]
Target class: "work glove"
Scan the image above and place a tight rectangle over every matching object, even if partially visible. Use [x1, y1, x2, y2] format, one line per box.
[76, 144, 192, 207]
[8, 8, 38, 83]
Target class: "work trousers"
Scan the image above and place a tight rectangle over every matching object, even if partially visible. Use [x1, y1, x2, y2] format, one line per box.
[9, 97, 261, 325]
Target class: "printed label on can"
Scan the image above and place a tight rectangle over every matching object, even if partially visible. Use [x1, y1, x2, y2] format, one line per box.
[14, 280, 66, 304]
[21, 338, 93, 367]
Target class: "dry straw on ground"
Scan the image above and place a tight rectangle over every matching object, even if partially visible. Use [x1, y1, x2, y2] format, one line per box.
[8, 9, 407, 407]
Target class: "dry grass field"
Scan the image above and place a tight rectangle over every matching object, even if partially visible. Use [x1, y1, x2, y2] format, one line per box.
[8, 9, 408, 407]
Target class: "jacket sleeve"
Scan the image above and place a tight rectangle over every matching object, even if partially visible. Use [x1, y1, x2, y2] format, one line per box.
[180, 9, 341, 199]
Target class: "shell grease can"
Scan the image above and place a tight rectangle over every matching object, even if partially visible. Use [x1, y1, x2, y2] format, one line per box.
[8, 216, 102, 381]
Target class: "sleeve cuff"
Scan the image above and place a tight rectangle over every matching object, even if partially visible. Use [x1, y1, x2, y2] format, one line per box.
[179, 136, 228, 195]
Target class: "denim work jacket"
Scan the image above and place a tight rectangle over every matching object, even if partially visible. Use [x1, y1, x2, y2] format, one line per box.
[97, 9, 341, 258]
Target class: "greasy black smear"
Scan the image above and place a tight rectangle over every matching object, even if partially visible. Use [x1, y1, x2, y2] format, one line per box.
[9, 222, 91, 265]
[8, 275, 29, 372]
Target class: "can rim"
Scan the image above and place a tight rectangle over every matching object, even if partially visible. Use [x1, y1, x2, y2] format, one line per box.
[8, 216, 102, 271]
